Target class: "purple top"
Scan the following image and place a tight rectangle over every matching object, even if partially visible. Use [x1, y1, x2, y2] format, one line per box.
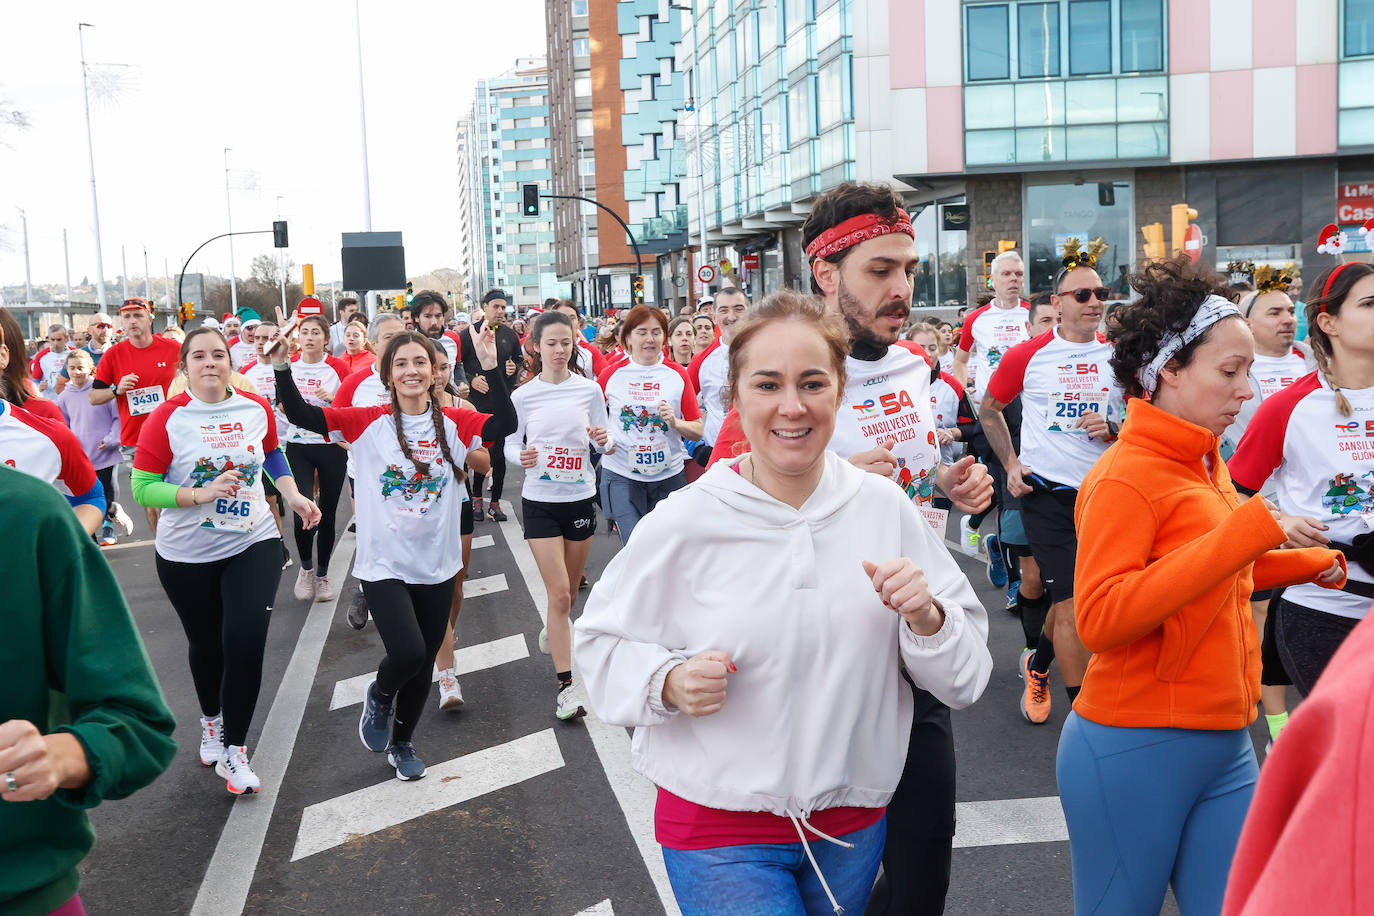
[55, 380, 122, 470]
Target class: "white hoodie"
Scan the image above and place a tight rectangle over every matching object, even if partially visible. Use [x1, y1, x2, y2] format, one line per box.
[573, 450, 992, 818]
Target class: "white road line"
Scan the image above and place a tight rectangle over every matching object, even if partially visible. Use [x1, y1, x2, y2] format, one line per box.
[498, 517, 682, 916]
[329, 633, 531, 710]
[953, 795, 1068, 848]
[290, 728, 566, 861]
[99, 538, 154, 552]
[471, 534, 495, 549]
[574, 901, 615, 916]
[191, 535, 357, 916]
[463, 572, 508, 598]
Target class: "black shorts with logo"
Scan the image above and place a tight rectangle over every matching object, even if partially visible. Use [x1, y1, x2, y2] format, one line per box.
[1021, 479, 1079, 604]
[522, 496, 597, 541]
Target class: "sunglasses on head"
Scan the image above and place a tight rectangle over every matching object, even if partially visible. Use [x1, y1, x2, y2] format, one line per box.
[1062, 287, 1111, 304]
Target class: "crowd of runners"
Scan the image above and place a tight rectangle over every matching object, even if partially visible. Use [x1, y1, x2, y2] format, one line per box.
[5, 180, 1374, 916]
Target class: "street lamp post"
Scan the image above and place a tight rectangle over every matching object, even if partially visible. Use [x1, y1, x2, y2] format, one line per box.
[78, 23, 109, 310]
[63, 228, 73, 307]
[18, 208, 33, 309]
[669, 2, 710, 295]
[224, 148, 239, 315]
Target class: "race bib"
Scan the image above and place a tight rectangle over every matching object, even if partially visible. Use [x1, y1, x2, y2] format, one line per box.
[1047, 388, 1108, 433]
[919, 505, 949, 538]
[629, 442, 667, 474]
[128, 385, 165, 416]
[538, 443, 588, 485]
[199, 487, 261, 533]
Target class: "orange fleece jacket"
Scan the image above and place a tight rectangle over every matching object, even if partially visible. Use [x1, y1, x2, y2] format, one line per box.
[1074, 398, 1345, 730]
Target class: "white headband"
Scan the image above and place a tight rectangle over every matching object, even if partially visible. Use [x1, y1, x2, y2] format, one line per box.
[1137, 294, 1241, 396]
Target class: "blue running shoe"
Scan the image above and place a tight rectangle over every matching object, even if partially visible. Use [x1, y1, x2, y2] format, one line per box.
[984, 533, 1008, 588]
[1005, 578, 1020, 612]
[386, 741, 427, 780]
[359, 681, 393, 752]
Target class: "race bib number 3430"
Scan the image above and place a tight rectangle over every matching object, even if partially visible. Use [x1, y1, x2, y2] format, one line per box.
[129, 385, 165, 417]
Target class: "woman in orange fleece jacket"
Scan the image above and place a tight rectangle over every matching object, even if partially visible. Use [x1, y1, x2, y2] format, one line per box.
[1060, 260, 1345, 916]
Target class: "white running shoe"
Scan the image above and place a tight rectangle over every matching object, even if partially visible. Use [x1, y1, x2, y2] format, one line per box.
[537, 626, 550, 655]
[112, 503, 134, 536]
[216, 745, 261, 795]
[293, 566, 315, 601]
[314, 574, 335, 602]
[959, 517, 980, 557]
[199, 714, 224, 766]
[438, 670, 464, 710]
[555, 685, 586, 721]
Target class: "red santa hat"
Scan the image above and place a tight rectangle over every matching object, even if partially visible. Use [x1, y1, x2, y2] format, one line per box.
[1317, 223, 1346, 257]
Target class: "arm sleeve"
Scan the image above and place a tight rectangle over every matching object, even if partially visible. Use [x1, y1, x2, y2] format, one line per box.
[957, 318, 976, 354]
[130, 468, 182, 509]
[1228, 399, 1291, 493]
[104, 401, 121, 445]
[263, 447, 292, 484]
[65, 480, 106, 516]
[36, 494, 176, 806]
[589, 385, 612, 452]
[706, 408, 748, 467]
[678, 374, 701, 421]
[502, 400, 528, 467]
[1252, 547, 1347, 592]
[1074, 478, 1288, 653]
[273, 366, 330, 435]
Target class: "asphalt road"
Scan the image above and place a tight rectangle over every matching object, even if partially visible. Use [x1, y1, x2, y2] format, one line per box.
[75, 464, 1277, 915]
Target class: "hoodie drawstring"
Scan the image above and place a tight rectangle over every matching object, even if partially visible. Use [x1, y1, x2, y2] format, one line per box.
[787, 810, 856, 914]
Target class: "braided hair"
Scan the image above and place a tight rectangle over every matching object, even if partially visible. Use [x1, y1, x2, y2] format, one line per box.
[378, 332, 464, 481]
[1305, 262, 1374, 418]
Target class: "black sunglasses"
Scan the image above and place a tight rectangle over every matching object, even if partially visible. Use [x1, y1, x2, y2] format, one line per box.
[1062, 287, 1111, 304]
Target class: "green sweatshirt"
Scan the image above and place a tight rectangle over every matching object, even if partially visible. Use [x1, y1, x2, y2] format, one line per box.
[0, 465, 177, 915]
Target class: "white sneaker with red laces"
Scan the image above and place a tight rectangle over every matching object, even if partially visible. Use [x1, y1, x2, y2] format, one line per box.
[216, 745, 261, 795]
[438, 670, 464, 710]
[199, 714, 224, 766]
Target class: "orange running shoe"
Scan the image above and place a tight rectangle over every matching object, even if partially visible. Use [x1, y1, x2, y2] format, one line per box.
[1021, 651, 1052, 724]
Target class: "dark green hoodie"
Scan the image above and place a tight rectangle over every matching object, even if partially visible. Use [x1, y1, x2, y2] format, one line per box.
[0, 466, 176, 915]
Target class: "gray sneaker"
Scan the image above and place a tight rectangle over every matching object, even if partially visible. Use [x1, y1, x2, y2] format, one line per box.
[386, 741, 426, 780]
[346, 586, 369, 630]
[359, 681, 392, 752]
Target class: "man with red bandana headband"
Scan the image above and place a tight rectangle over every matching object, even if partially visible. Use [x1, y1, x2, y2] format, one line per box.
[712, 182, 993, 916]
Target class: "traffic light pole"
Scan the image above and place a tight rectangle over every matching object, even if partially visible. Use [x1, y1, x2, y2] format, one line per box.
[177, 229, 273, 325]
[539, 193, 643, 277]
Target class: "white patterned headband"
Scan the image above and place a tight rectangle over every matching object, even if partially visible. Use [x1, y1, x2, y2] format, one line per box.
[1137, 295, 1241, 396]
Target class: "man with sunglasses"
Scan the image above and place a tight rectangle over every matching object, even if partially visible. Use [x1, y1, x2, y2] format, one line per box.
[84, 313, 115, 366]
[980, 263, 1122, 723]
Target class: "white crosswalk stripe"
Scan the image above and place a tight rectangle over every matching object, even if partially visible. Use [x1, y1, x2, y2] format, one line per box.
[329, 633, 531, 710]
[953, 795, 1068, 847]
[463, 572, 507, 598]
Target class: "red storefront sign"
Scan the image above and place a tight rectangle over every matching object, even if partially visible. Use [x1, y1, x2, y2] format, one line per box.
[1338, 182, 1374, 224]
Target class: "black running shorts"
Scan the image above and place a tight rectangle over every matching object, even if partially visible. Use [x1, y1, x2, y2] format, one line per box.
[1021, 485, 1079, 604]
[522, 496, 597, 541]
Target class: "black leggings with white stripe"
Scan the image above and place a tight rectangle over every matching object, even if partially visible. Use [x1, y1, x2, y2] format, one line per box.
[364, 575, 459, 743]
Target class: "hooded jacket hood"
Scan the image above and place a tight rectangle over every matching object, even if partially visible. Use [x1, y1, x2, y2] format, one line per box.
[693, 450, 868, 529]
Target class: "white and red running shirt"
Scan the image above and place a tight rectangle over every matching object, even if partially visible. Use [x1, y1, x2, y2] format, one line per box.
[92, 335, 182, 447]
[507, 374, 610, 503]
[283, 355, 350, 445]
[831, 342, 943, 526]
[687, 338, 730, 446]
[985, 329, 1121, 489]
[430, 330, 464, 368]
[0, 400, 96, 497]
[228, 336, 256, 371]
[239, 360, 284, 436]
[32, 346, 72, 393]
[1222, 347, 1315, 458]
[335, 366, 390, 409]
[320, 404, 489, 585]
[958, 300, 1031, 399]
[134, 390, 283, 563]
[1229, 371, 1374, 620]
[598, 357, 701, 481]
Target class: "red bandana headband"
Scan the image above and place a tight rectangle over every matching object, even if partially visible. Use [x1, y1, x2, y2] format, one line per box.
[805, 211, 915, 260]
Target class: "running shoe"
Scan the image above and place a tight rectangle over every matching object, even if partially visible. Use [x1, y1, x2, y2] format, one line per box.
[216, 745, 260, 795]
[1020, 652, 1052, 725]
[579, 575, 589, 591]
[111, 502, 134, 537]
[280, 542, 293, 570]
[293, 566, 315, 601]
[958, 517, 980, 557]
[386, 741, 427, 781]
[346, 519, 356, 533]
[346, 586, 369, 630]
[983, 534, 1008, 588]
[98, 523, 117, 547]
[199, 714, 224, 766]
[1005, 579, 1020, 613]
[537, 626, 550, 655]
[487, 500, 508, 522]
[472, 497, 484, 519]
[1017, 647, 1033, 679]
[555, 685, 587, 721]
[438, 670, 464, 710]
[359, 681, 393, 752]
[314, 575, 335, 602]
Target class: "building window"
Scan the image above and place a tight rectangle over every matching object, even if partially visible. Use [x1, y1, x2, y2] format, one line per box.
[1069, 1, 1111, 75]
[1120, 0, 1163, 71]
[967, 5, 1011, 81]
[573, 38, 590, 55]
[1018, 3, 1060, 78]
[1347, 0, 1374, 57]
[572, 0, 588, 15]
[1023, 180, 1135, 292]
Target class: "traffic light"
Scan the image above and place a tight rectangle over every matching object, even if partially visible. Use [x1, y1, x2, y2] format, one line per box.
[180, 302, 195, 324]
[997, 239, 1017, 254]
[1171, 202, 1200, 259]
[631, 274, 645, 305]
[521, 184, 540, 217]
[394, 295, 405, 312]
[272, 220, 289, 248]
[405, 281, 414, 304]
[982, 250, 996, 290]
[1140, 223, 1166, 261]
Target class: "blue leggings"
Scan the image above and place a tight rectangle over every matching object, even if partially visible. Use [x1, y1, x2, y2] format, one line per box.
[1056, 713, 1257, 915]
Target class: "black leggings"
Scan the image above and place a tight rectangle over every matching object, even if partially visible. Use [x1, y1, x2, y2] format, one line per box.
[363, 576, 458, 743]
[286, 443, 348, 574]
[156, 538, 283, 747]
[471, 436, 507, 503]
[1275, 598, 1361, 696]
[95, 464, 118, 522]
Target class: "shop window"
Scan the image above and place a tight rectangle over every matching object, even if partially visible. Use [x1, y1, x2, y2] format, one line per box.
[967, 5, 1011, 81]
[1346, 0, 1374, 57]
[1018, 3, 1060, 78]
[1120, 0, 1163, 71]
[1069, 1, 1111, 75]
[1023, 181, 1134, 293]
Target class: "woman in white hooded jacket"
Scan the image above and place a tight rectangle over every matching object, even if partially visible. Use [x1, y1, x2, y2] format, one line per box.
[573, 292, 992, 916]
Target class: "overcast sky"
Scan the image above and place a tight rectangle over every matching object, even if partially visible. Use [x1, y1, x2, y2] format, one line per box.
[0, 0, 545, 296]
